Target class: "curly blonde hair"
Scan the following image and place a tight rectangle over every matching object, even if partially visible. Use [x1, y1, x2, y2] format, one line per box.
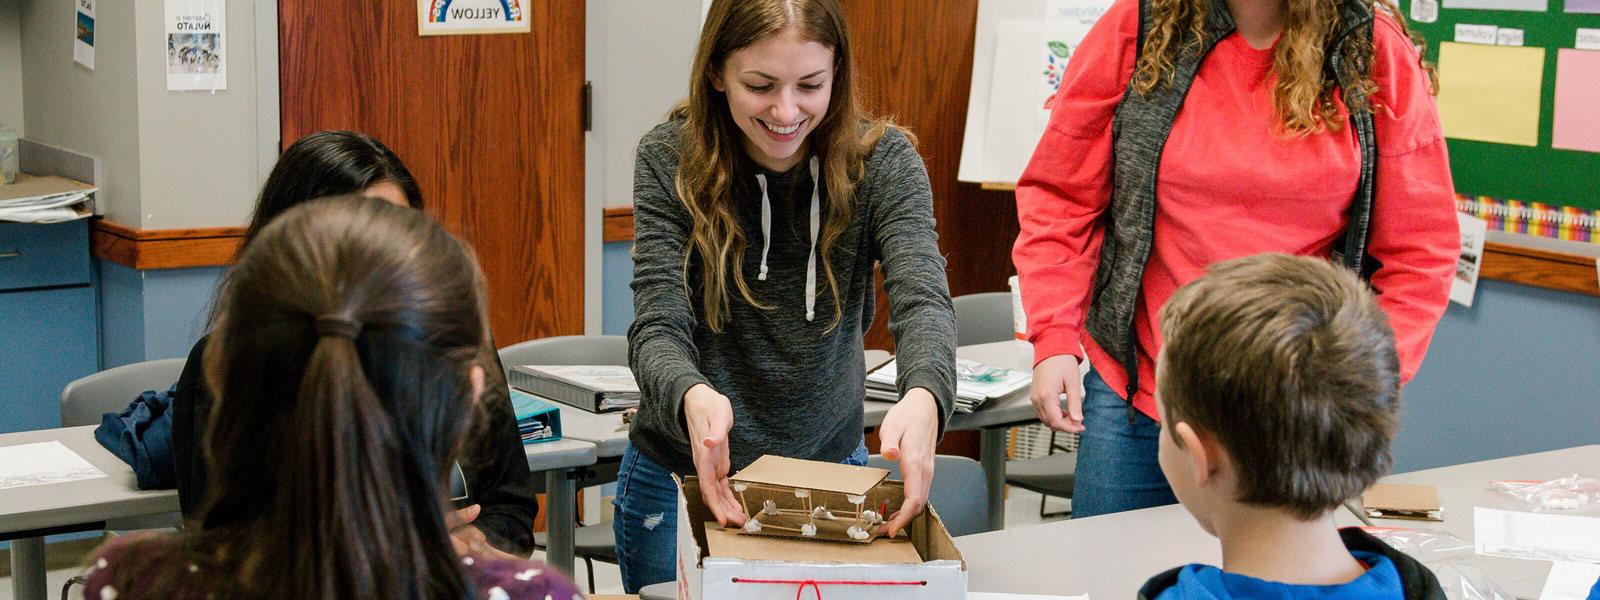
[1132, 0, 1435, 135]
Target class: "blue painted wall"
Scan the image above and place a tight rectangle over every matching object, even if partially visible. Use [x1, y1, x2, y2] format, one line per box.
[602, 241, 634, 336]
[1394, 279, 1600, 472]
[97, 260, 225, 368]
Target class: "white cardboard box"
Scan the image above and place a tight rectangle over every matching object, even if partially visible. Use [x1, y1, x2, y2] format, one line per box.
[674, 473, 969, 599]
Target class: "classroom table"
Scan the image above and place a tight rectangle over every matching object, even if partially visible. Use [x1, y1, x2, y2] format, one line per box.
[956, 444, 1600, 599]
[0, 426, 180, 600]
[865, 340, 1055, 532]
[525, 437, 600, 577]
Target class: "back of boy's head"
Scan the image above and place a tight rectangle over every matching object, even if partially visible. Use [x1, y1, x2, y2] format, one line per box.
[1158, 253, 1400, 519]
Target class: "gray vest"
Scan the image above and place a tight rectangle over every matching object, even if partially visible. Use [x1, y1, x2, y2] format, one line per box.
[1085, 0, 1378, 401]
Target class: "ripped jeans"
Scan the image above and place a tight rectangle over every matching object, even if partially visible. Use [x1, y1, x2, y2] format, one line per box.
[612, 441, 869, 592]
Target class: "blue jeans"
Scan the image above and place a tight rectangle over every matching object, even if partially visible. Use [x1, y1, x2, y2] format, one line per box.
[612, 441, 869, 593]
[1070, 367, 1178, 518]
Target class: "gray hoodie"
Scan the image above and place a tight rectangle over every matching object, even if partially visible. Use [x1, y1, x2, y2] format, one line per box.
[627, 119, 957, 476]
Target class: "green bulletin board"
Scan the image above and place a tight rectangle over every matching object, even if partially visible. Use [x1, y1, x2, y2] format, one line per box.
[1404, 1, 1600, 211]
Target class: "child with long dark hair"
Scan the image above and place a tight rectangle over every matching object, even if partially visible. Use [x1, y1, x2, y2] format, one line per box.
[84, 196, 579, 599]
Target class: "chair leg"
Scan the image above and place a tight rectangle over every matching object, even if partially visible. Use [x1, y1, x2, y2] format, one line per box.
[62, 575, 86, 600]
[583, 556, 596, 594]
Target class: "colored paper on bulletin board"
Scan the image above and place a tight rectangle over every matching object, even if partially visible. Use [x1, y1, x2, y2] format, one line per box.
[1436, 42, 1545, 147]
[1567, 0, 1600, 13]
[1443, 0, 1548, 10]
[1553, 50, 1600, 153]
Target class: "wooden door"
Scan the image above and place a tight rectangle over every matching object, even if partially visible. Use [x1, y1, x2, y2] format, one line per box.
[278, 2, 586, 345]
[846, 0, 1020, 350]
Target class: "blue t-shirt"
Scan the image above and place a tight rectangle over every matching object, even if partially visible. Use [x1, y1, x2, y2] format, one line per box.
[1156, 551, 1403, 600]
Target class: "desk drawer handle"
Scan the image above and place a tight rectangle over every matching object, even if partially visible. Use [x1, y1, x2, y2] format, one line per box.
[0, 250, 19, 259]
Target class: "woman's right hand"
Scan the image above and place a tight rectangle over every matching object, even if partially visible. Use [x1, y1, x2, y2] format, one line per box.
[1030, 354, 1086, 433]
[683, 383, 746, 527]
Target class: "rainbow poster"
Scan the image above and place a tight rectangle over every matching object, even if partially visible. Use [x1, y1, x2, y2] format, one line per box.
[1455, 195, 1600, 243]
[418, 0, 527, 36]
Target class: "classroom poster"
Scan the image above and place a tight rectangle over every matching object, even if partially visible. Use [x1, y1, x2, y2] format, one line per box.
[1552, 49, 1600, 153]
[976, 19, 1095, 183]
[74, 0, 94, 70]
[417, 0, 529, 36]
[1436, 42, 1544, 146]
[1451, 212, 1488, 307]
[165, 0, 226, 91]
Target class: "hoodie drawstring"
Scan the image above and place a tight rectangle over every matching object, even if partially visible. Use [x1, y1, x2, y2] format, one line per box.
[751, 157, 822, 322]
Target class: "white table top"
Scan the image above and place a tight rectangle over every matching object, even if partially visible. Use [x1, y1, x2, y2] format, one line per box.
[0, 426, 179, 535]
[957, 444, 1600, 599]
[522, 437, 599, 472]
[556, 407, 629, 459]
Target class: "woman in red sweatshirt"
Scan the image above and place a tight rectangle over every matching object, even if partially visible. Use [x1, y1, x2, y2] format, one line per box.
[1012, 0, 1458, 517]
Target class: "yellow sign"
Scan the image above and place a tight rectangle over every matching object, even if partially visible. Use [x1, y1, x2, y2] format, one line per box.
[1437, 42, 1545, 147]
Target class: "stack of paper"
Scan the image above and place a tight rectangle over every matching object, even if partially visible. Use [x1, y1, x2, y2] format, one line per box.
[866, 358, 1031, 413]
[0, 175, 96, 223]
[509, 389, 562, 444]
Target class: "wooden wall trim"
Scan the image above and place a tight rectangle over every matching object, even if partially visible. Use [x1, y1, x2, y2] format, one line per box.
[1482, 240, 1600, 297]
[90, 219, 245, 270]
[603, 207, 635, 243]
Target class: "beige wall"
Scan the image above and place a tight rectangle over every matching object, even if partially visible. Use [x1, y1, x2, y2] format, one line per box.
[21, 0, 143, 225]
[132, 0, 258, 229]
[0, 0, 22, 135]
[589, 0, 700, 209]
[17, 0, 261, 230]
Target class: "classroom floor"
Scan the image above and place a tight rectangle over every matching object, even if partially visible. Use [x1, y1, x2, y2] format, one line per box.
[1, 489, 1071, 599]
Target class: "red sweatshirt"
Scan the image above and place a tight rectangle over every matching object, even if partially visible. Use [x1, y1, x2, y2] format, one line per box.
[1012, 0, 1459, 419]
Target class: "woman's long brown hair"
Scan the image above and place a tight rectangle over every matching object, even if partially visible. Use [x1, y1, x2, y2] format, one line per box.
[104, 195, 491, 599]
[666, 0, 897, 332]
[1133, 0, 1436, 135]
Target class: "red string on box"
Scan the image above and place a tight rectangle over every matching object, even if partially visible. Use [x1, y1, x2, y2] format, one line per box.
[731, 577, 926, 600]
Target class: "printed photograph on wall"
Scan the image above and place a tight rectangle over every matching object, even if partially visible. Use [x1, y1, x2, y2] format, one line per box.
[418, 0, 530, 36]
[165, 0, 226, 91]
[74, 0, 95, 70]
[1451, 212, 1489, 307]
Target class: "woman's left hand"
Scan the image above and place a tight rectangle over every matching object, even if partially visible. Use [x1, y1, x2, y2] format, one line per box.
[877, 387, 939, 538]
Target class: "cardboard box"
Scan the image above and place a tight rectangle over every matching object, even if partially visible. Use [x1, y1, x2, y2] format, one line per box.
[673, 459, 968, 600]
[1362, 483, 1443, 521]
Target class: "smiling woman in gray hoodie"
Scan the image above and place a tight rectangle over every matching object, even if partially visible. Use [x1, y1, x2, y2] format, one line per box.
[612, 0, 957, 593]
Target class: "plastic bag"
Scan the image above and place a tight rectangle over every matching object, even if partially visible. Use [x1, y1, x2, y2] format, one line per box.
[1365, 528, 1515, 600]
[1490, 475, 1600, 514]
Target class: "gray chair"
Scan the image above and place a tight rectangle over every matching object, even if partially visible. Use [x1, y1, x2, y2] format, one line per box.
[498, 335, 627, 593]
[640, 581, 677, 600]
[866, 454, 991, 537]
[1005, 430, 1078, 518]
[952, 291, 1014, 346]
[60, 358, 188, 430]
[58, 358, 189, 600]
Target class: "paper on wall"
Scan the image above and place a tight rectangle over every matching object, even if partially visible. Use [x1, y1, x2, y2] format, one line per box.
[976, 19, 1095, 184]
[1411, 0, 1441, 22]
[74, 0, 94, 70]
[1443, 0, 1548, 11]
[1046, 0, 1114, 22]
[1455, 23, 1500, 44]
[0, 441, 108, 489]
[1436, 43, 1544, 146]
[417, 0, 531, 36]
[1539, 561, 1600, 600]
[1451, 212, 1488, 307]
[1580, 29, 1600, 50]
[1496, 28, 1525, 46]
[1567, 0, 1600, 13]
[165, 0, 226, 91]
[1552, 49, 1600, 153]
[1474, 507, 1600, 563]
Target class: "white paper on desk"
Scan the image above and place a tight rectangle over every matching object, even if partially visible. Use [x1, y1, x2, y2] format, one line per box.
[1538, 561, 1600, 600]
[0, 441, 108, 490]
[1474, 507, 1600, 563]
[969, 594, 1090, 600]
[1451, 212, 1487, 307]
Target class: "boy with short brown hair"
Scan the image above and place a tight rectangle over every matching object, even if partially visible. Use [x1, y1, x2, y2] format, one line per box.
[1140, 253, 1444, 600]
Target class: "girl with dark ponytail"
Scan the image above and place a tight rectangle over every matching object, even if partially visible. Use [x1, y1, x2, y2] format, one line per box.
[82, 196, 581, 600]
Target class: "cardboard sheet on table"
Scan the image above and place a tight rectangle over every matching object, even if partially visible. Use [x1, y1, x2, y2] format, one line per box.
[704, 525, 924, 565]
[1437, 43, 1545, 147]
[1363, 483, 1444, 521]
[1552, 49, 1600, 153]
[731, 455, 888, 495]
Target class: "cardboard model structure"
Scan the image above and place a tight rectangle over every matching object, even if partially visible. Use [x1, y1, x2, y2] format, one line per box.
[731, 455, 892, 543]
[674, 455, 968, 600]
